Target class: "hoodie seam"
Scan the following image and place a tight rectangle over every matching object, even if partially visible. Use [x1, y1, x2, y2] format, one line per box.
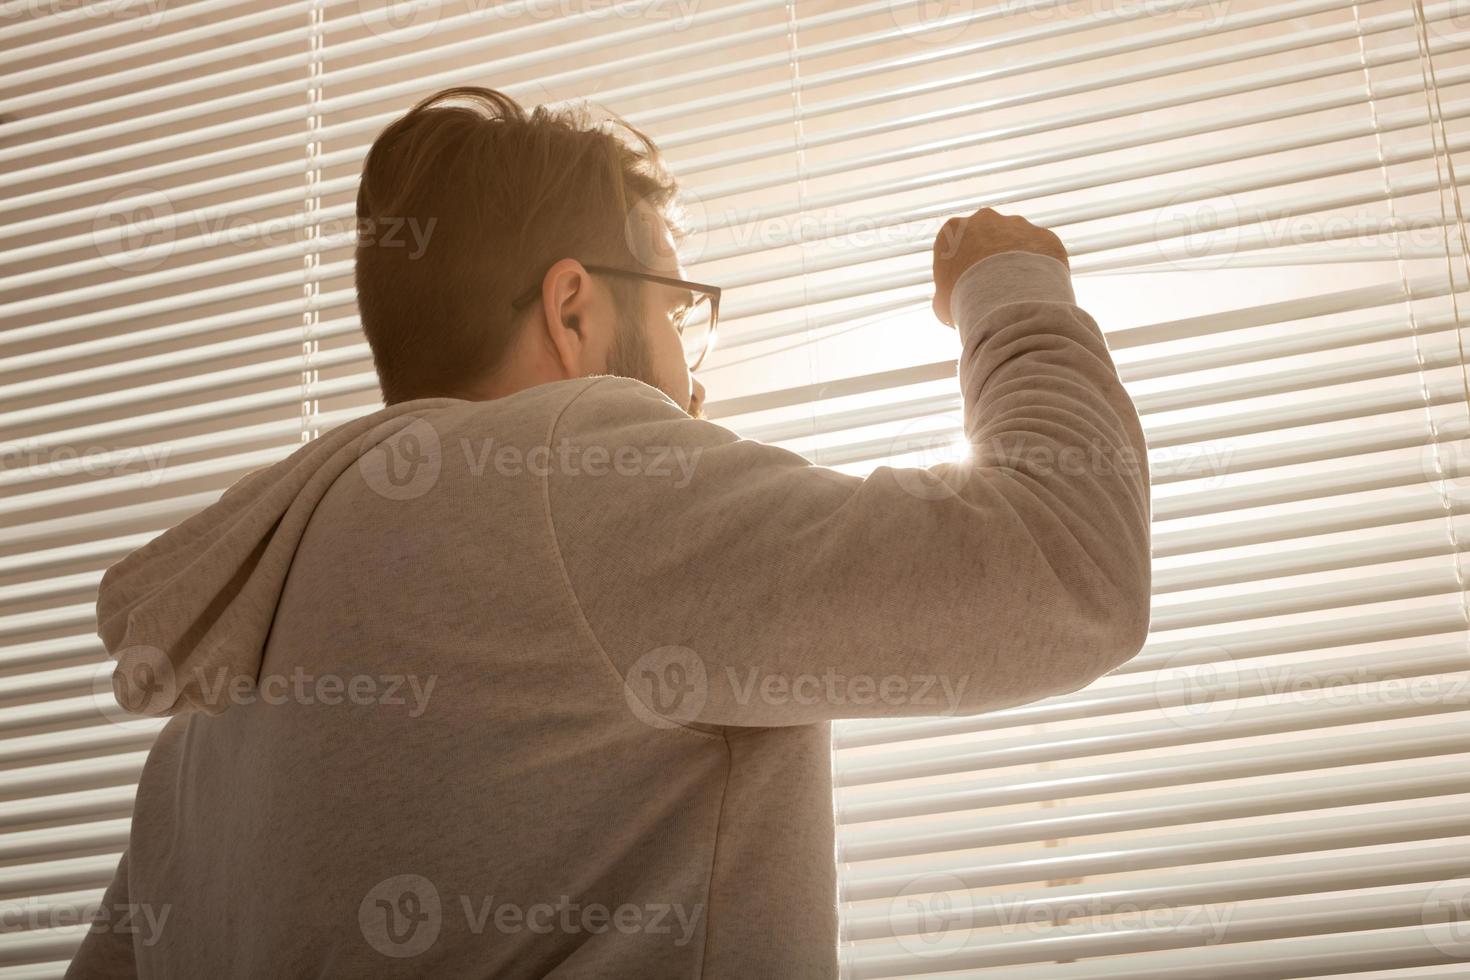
[695, 729, 733, 980]
[539, 376, 721, 744]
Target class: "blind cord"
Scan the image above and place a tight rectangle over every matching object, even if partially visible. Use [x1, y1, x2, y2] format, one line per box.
[301, 0, 326, 444]
[1408, 0, 1470, 630]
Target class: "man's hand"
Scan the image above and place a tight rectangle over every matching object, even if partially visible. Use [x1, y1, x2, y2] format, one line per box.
[931, 207, 1070, 326]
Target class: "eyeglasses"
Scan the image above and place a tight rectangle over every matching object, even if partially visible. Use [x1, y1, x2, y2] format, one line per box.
[511, 264, 720, 372]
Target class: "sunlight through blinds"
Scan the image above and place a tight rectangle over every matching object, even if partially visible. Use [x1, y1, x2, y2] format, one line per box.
[3, 0, 1470, 976]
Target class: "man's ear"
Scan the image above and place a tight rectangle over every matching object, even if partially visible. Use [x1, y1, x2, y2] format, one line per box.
[539, 258, 592, 375]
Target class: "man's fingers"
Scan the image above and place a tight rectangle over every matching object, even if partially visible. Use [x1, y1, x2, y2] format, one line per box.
[934, 216, 963, 262]
[930, 207, 1071, 327]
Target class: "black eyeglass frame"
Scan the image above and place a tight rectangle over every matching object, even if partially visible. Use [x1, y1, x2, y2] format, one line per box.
[510, 264, 721, 371]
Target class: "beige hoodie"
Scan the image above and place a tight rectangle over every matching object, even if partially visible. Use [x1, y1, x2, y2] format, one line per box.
[67, 251, 1150, 979]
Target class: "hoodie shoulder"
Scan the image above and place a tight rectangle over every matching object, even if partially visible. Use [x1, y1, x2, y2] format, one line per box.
[94, 381, 612, 721]
[430, 376, 663, 441]
[542, 375, 692, 436]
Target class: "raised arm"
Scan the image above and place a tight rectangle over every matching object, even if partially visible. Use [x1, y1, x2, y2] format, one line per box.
[545, 209, 1151, 728]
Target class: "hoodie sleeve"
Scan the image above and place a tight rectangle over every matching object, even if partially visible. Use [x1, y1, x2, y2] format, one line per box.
[544, 250, 1151, 728]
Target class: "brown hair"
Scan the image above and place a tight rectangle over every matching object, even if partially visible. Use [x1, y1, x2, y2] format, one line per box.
[354, 86, 680, 404]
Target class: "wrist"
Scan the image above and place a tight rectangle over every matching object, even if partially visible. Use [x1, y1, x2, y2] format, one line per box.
[950, 251, 1077, 336]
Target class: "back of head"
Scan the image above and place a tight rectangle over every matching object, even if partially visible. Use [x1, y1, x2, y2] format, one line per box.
[354, 86, 680, 405]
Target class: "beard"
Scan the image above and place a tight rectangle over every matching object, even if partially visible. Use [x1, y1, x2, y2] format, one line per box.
[605, 308, 662, 392]
[606, 304, 705, 418]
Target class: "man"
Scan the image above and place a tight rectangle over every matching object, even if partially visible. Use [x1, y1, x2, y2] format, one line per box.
[69, 85, 1150, 978]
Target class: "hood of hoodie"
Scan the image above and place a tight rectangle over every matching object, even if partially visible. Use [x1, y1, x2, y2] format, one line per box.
[96, 399, 460, 719]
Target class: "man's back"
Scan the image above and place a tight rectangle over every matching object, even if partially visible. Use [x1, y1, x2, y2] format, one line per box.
[70, 251, 1151, 978]
[82, 381, 843, 978]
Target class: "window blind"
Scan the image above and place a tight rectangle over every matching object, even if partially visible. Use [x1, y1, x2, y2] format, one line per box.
[3, 1, 338, 975]
[3, 1, 1469, 977]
